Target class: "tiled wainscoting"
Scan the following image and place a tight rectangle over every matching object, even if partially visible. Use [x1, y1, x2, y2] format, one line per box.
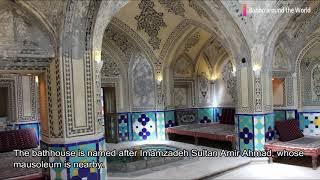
[114, 107, 232, 142]
[41, 138, 106, 180]
[236, 113, 275, 151]
[274, 110, 320, 136]
[298, 112, 320, 136]
[274, 109, 298, 121]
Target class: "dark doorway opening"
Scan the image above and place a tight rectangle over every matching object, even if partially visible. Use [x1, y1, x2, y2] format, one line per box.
[0, 87, 8, 118]
[102, 86, 118, 143]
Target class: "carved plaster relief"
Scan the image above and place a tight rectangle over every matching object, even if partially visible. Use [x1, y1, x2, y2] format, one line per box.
[312, 64, 320, 100]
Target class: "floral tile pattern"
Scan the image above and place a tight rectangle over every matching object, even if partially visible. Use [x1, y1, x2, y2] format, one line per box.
[132, 112, 156, 141]
[300, 113, 320, 136]
[238, 115, 254, 151]
[118, 113, 129, 142]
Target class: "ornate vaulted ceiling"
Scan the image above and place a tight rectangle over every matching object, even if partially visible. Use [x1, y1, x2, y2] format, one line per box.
[99, 0, 233, 80]
[274, 1, 320, 71]
[113, 0, 224, 60]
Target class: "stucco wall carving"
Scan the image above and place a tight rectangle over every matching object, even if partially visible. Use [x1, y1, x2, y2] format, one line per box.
[292, 4, 320, 39]
[0, 4, 54, 71]
[198, 72, 210, 105]
[273, 45, 289, 71]
[188, 0, 209, 19]
[184, 31, 201, 52]
[312, 64, 320, 100]
[28, 0, 67, 35]
[158, 0, 185, 17]
[285, 76, 294, 106]
[301, 57, 320, 105]
[222, 60, 236, 102]
[173, 54, 193, 78]
[101, 52, 120, 77]
[4, 8, 53, 55]
[104, 23, 136, 62]
[16, 76, 39, 122]
[102, 17, 161, 111]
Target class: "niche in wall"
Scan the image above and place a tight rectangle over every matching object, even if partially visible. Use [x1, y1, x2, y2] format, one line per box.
[173, 81, 193, 108]
[130, 54, 155, 110]
[0, 87, 8, 117]
[272, 78, 285, 107]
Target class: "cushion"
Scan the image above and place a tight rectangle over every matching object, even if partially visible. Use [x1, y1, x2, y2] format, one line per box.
[275, 119, 304, 142]
[220, 108, 235, 125]
[0, 129, 38, 152]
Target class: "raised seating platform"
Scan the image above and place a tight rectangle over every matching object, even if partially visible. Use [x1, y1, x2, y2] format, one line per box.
[265, 136, 320, 170]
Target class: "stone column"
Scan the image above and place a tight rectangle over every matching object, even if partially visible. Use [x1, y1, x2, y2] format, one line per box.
[235, 45, 275, 152]
[39, 1, 106, 179]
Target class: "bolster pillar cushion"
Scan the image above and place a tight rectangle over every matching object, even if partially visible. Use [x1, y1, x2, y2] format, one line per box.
[0, 129, 38, 152]
[275, 119, 304, 142]
[220, 108, 235, 125]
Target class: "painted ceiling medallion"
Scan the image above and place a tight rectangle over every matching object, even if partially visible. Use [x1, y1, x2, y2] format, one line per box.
[135, 0, 167, 50]
[158, 0, 185, 17]
[188, 0, 209, 19]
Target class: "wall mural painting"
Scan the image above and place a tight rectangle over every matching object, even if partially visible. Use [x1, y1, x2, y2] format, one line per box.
[131, 54, 155, 108]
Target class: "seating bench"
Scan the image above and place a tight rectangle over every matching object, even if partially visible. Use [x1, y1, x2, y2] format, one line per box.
[265, 136, 320, 170]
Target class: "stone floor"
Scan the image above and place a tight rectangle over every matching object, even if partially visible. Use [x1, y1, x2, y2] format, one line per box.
[107, 141, 251, 179]
[107, 141, 320, 180]
[2, 140, 318, 179]
[0, 149, 41, 180]
[209, 163, 320, 179]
